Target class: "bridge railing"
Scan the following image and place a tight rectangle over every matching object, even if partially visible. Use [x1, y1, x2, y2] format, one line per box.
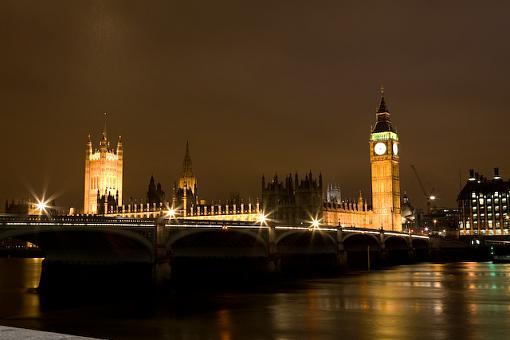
[0, 215, 429, 239]
[0, 215, 157, 227]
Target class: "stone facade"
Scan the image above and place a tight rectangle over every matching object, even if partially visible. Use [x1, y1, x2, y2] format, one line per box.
[83, 119, 123, 214]
[368, 91, 402, 231]
[93, 91, 403, 231]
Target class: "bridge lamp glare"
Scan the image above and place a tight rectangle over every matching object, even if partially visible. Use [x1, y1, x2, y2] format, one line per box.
[166, 208, 176, 218]
[257, 213, 268, 225]
[429, 195, 436, 201]
[36, 200, 48, 211]
[311, 218, 320, 229]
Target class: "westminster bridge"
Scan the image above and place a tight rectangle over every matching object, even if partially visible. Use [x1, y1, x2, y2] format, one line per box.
[0, 215, 429, 284]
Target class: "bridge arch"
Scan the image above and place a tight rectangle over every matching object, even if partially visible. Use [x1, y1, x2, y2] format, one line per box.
[0, 227, 154, 263]
[384, 235, 411, 248]
[343, 232, 380, 246]
[342, 233, 382, 268]
[167, 228, 268, 258]
[412, 238, 430, 261]
[384, 235, 412, 264]
[275, 230, 336, 246]
[276, 230, 337, 255]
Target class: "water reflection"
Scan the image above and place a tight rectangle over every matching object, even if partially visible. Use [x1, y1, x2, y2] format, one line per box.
[1, 260, 510, 339]
[217, 309, 232, 340]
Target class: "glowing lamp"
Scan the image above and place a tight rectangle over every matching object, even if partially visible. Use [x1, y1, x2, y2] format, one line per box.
[257, 213, 268, 225]
[166, 208, 176, 218]
[36, 200, 48, 211]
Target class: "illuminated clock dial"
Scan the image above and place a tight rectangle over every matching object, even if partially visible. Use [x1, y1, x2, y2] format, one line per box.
[374, 142, 387, 155]
[393, 143, 398, 155]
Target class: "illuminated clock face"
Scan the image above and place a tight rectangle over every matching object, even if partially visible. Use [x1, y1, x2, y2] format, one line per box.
[393, 143, 398, 155]
[374, 142, 387, 155]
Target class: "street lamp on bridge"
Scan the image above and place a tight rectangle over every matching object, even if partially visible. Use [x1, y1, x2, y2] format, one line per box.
[257, 212, 269, 226]
[166, 208, 177, 219]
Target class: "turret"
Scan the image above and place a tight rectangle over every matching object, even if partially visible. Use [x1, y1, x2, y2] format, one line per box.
[85, 134, 92, 158]
[494, 167, 501, 180]
[116, 136, 123, 160]
[83, 114, 124, 214]
[183, 140, 193, 177]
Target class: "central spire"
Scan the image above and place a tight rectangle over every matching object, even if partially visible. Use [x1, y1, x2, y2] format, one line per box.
[102, 112, 108, 139]
[183, 141, 193, 177]
[99, 112, 109, 148]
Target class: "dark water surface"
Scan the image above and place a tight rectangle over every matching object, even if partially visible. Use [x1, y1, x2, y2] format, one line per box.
[1, 259, 510, 339]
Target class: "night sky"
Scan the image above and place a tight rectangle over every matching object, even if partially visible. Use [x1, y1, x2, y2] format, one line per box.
[1, 0, 509, 211]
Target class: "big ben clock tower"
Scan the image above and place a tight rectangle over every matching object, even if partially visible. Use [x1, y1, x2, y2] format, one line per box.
[369, 88, 402, 231]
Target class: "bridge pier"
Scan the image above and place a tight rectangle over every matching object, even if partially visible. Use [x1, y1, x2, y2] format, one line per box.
[153, 220, 172, 285]
[336, 228, 348, 270]
[379, 230, 389, 266]
[267, 226, 281, 273]
[408, 236, 416, 263]
[153, 260, 171, 286]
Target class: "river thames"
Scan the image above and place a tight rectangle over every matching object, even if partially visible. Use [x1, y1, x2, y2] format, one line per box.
[1, 259, 510, 339]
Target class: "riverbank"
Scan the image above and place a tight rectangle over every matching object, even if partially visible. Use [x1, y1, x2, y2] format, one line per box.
[0, 326, 99, 339]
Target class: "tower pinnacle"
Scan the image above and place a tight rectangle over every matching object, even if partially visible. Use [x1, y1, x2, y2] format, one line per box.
[372, 87, 395, 133]
[377, 86, 389, 114]
[103, 112, 108, 139]
[183, 141, 193, 177]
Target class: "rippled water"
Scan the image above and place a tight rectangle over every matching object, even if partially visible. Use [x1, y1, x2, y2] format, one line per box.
[1, 259, 510, 339]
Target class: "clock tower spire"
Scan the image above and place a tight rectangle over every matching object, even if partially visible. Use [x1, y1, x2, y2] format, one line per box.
[369, 88, 402, 231]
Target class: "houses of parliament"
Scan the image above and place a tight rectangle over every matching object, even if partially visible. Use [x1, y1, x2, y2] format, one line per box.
[84, 91, 402, 231]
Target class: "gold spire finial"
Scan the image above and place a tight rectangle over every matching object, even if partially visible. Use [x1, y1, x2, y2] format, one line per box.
[103, 112, 108, 138]
[377, 86, 389, 113]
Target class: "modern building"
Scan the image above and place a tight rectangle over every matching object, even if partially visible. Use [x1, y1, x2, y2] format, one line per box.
[458, 168, 510, 236]
[83, 118, 123, 214]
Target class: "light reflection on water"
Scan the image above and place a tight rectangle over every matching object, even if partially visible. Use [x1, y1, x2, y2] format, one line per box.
[1, 260, 510, 339]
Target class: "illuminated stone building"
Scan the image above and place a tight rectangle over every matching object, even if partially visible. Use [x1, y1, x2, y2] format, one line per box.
[100, 142, 261, 221]
[83, 120, 123, 214]
[326, 184, 342, 204]
[147, 176, 165, 205]
[172, 142, 261, 221]
[260, 90, 402, 231]
[322, 191, 374, 228]
[96, 91, 403, 231]
[5, 199, 59, 216]
[173, 141, 199, 214]
[262, 172, 323, 225]
[368, 91, 401, 230]
[458, 168, 510, 236]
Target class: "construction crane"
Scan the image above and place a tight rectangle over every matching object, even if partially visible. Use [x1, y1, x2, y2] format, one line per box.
[410, 164, 436, 214]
